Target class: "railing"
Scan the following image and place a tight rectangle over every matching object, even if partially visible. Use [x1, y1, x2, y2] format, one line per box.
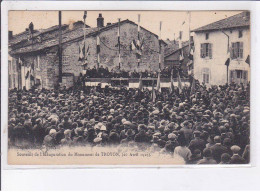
[85, 77, 190, 83]
[84, 77, 190, 88]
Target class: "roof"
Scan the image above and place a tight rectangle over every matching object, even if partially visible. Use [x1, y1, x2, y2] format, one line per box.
[10, 19, 166, 55]
[9, 21, 89, 46]
[192, 11, 250, 33]
[164, 40, 193, 58]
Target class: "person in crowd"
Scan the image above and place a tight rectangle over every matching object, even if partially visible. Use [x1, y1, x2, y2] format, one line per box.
[230, 145, 246, 164]
[197, 148, 217, 164]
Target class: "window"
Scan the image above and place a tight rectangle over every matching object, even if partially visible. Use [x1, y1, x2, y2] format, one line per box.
[202, 68, 210, 84]
[231, 42, 243, 59]
[236, 70, 243, 79]
[206, 33, 209, 40]
[200, 43, 212, 59]
[8, 60, 12, 73]
[239, 30, 243, 38]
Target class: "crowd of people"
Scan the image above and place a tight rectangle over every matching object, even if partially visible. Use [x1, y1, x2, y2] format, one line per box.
[8, 80, 250, 164]
[84, 66, 184, 79]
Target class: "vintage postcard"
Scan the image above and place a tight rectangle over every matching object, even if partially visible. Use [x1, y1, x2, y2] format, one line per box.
[6, 10, 250, 165]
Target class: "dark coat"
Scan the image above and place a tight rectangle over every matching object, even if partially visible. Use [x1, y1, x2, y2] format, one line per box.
[230, 154, 246, 164]
[210, 143, 229, 163]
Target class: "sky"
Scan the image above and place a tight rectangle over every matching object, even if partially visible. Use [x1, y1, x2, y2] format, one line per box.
[9, 10, 242, 41]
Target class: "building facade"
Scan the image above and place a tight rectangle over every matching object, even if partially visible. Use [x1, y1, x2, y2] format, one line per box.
[8, 14, 165, 89]
[192, 11, 250, 86]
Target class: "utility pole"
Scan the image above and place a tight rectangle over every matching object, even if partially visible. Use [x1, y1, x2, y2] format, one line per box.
[58, 11, 62, 83]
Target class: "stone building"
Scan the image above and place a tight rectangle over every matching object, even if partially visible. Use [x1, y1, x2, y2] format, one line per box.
[192, 11, 250, 86]
[8, 14, 166, 89]
[164, 40, 194, 78]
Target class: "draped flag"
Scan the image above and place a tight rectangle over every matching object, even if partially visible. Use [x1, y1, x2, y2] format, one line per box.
[78, 43, 85, 61]
[177, 72, 183, 93]
[225, 58, 230, 67]
[138, 74, 143, 90]
[190, 76, 196, 94]
[179, 49, 184, 62]
[152, 80, 156, 103]
[189, 47, 194, 60]
[170, 69, 174, 94]
[156, 71, 161, 92]
[245, 55, 250, 66]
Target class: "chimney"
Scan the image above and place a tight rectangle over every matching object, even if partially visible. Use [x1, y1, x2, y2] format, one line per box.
[8, 31, 13, 39]
[107, 22, 111, 26]
[97, 13, 104, 28]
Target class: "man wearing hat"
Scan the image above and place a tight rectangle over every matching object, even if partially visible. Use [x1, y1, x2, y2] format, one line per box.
[230, 145, 246, 164]
[188, 130, 206, 153]
[210, 136, 229, 163]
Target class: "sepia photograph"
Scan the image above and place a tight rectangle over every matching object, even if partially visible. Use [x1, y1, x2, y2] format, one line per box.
[7, 10, 250, 165]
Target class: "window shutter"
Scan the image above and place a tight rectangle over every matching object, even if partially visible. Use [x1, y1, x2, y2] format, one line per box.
[239, 42, 243, 58]
[200, 44, 203, 58]
[209, 43, 212, 59]
[231, 43, 234, 59]
[243, 71, 247, 80]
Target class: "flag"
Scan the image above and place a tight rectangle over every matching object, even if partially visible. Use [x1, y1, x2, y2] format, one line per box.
[27, 22, 34, 40]
[83, 11, 87, 20]
[179, 31, 183, 40]
[25, 66, 30, 80]
[188, 47, 194, 60]
[245, 55, 250, 66]
[129, 40, 137, 51]
[225, 58, 230, 67]
[170, 69, 174, 94]
[177, 72, 183, 93]
[152, 80, 156, 103]
[179, 49, 184, 62]
[138, 74, 143, 90]
[156, 72, 161, 92]
[190, 76, 196, 94]
[78, 42, 85, 61]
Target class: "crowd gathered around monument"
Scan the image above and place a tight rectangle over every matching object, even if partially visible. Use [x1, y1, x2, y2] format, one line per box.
[8, 76, 250, 164]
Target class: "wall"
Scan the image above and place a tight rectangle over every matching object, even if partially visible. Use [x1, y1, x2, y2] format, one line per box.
[193, 27, 250, 86]
[61, 21, 164, 80]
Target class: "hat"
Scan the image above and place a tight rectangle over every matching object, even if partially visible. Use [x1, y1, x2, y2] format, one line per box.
[100, 125, 107, 131]
[168, 133, 177, 140]
[64, 129, 72, 135]
[231, 145, 241, 153]
[49, 129, 56, 135]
